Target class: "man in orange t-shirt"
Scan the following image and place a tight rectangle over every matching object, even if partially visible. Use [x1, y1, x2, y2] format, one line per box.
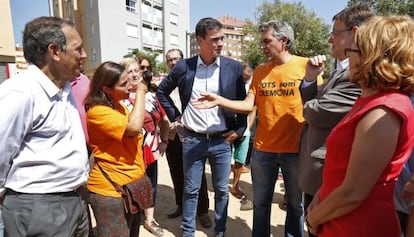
[191, 20, 322, 237]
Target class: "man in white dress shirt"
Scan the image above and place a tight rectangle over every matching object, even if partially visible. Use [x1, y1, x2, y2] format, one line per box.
[0, 16, 90, 236]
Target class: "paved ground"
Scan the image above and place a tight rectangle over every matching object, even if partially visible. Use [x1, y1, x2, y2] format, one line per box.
[91, 156, 296, 236]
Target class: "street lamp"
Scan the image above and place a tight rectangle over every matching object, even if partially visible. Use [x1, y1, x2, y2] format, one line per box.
[185, 31, 192, 58]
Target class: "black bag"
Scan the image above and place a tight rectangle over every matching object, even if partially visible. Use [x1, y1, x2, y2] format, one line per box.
[98, 163, 153, 214]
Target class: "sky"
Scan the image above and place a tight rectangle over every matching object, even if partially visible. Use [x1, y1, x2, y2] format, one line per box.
[9, 0, 348, 45]
[189, 0, 348, 30]
[10, 0, 50, 46]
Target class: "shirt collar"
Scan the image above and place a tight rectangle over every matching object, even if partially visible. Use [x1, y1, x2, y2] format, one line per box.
[30, 64, 71, 99]
[337, 58, 349, 71]
[197, 55, 220, 67]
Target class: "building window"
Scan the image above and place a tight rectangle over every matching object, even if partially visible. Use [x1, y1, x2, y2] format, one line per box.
[169, 0, 178, 4]
[170, 13, 178, 25]
[170, 34, 178, 46]
[126, 23, 138, 38]
[126, 0, 137, 13]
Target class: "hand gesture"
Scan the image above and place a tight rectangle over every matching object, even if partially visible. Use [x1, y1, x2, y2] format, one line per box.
[136, 77, 149, 93]
[191, 92, 221, 109]
[305, 55, 326, 82]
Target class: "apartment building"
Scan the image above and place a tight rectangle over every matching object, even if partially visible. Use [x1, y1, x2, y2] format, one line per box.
[0, 0, 16, 83]
[51, 0, 189, 75]
[189, 15, 248, 62]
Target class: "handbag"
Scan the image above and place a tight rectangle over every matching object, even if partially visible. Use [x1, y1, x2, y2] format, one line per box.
[97, 163, 153, 214]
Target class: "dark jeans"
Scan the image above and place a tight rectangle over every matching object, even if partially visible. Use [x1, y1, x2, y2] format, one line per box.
[166, 134, 209, 214]
[251, 149, 304, 237]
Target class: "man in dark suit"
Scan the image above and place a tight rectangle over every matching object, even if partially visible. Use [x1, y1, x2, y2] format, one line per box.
[163, 49, 211, 228]
[157, 18, 247, 237]
[298, 4, 374, 236]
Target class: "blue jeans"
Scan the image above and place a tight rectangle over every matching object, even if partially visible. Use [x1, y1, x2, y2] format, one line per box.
[181, 133, 232, 236]
[251, 149, 304, 237]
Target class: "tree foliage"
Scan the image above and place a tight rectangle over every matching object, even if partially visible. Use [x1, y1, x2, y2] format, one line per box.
[124, 49, 164, 75]
[242, 0, 332, 71]
[347, 0, 414, 16]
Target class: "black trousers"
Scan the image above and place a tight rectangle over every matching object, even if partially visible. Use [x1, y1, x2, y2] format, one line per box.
[166, 134, 209, 214]
[304, 192, 317, 237]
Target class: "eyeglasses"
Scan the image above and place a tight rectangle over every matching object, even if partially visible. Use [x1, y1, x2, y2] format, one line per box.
[167, 57, 181, 63]
[330, 28, 352, 36]
[344, 48, 361, 57]
[140, 65, 151, 70]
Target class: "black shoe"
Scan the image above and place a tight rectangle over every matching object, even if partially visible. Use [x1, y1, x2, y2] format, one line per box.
[167, 206, 182, 219]
[198, 213, 212, 228]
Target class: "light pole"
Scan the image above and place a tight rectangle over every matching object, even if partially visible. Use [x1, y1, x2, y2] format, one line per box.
[185, 31, 192, 58]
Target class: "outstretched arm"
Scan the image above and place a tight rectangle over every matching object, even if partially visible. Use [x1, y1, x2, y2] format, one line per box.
[191, 92, 255, 114]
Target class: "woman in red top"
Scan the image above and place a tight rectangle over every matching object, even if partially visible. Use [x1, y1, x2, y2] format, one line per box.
[306, 15, 414, 237]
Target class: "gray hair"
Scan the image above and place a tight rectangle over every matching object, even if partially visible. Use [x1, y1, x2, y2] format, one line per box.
[23, 16, 75, 68]
[259, 20, 295, 51]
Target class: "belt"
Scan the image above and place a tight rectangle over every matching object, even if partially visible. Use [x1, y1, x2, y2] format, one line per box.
[5, 186, 85, 197]
[184, 127, 227, 140]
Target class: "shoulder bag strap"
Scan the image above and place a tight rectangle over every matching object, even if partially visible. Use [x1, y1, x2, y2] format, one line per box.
[97, 162, 123, 193]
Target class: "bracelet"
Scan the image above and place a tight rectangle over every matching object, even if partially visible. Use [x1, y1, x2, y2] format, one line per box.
[161, 139, 169, 144]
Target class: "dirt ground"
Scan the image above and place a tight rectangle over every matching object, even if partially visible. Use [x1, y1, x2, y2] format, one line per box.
[141, 156, 292, 237]
[91, 156, 292, 236]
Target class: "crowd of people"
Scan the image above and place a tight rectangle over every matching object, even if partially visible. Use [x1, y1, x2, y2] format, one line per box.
[0, 2, 414, 237]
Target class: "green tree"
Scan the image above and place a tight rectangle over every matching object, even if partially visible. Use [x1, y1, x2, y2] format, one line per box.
[347, 0, 414, 16]
[124, 49, 163, 75]
[242, 0, 332, 72]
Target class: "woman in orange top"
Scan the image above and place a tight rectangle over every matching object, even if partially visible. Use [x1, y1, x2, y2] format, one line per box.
[85, 61, 148, 236]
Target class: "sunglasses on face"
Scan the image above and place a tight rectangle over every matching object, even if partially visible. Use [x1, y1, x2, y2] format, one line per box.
[140, 65, 151, 70]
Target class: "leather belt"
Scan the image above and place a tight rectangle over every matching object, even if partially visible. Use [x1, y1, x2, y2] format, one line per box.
[5, 186, 85, 197]
[183, 127, 226, 140]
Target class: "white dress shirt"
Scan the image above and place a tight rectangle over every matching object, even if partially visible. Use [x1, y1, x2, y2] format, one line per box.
[0, 65, 89, 194]
[181, 56, 227, 134]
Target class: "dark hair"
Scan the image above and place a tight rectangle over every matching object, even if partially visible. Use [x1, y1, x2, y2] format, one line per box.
[137, 55, 152, 71]
[137, 55, 157, 92]
[333, 3, 375, 28]
[166, 48, 183, 59]
[23, 16, 75, 68]
[195, 17, 222, 39]
[85, 61, 125, 110]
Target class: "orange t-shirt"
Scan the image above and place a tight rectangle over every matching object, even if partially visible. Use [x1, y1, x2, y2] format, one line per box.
[86, 105, 145, 197]
[249, 55, 322, 153]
